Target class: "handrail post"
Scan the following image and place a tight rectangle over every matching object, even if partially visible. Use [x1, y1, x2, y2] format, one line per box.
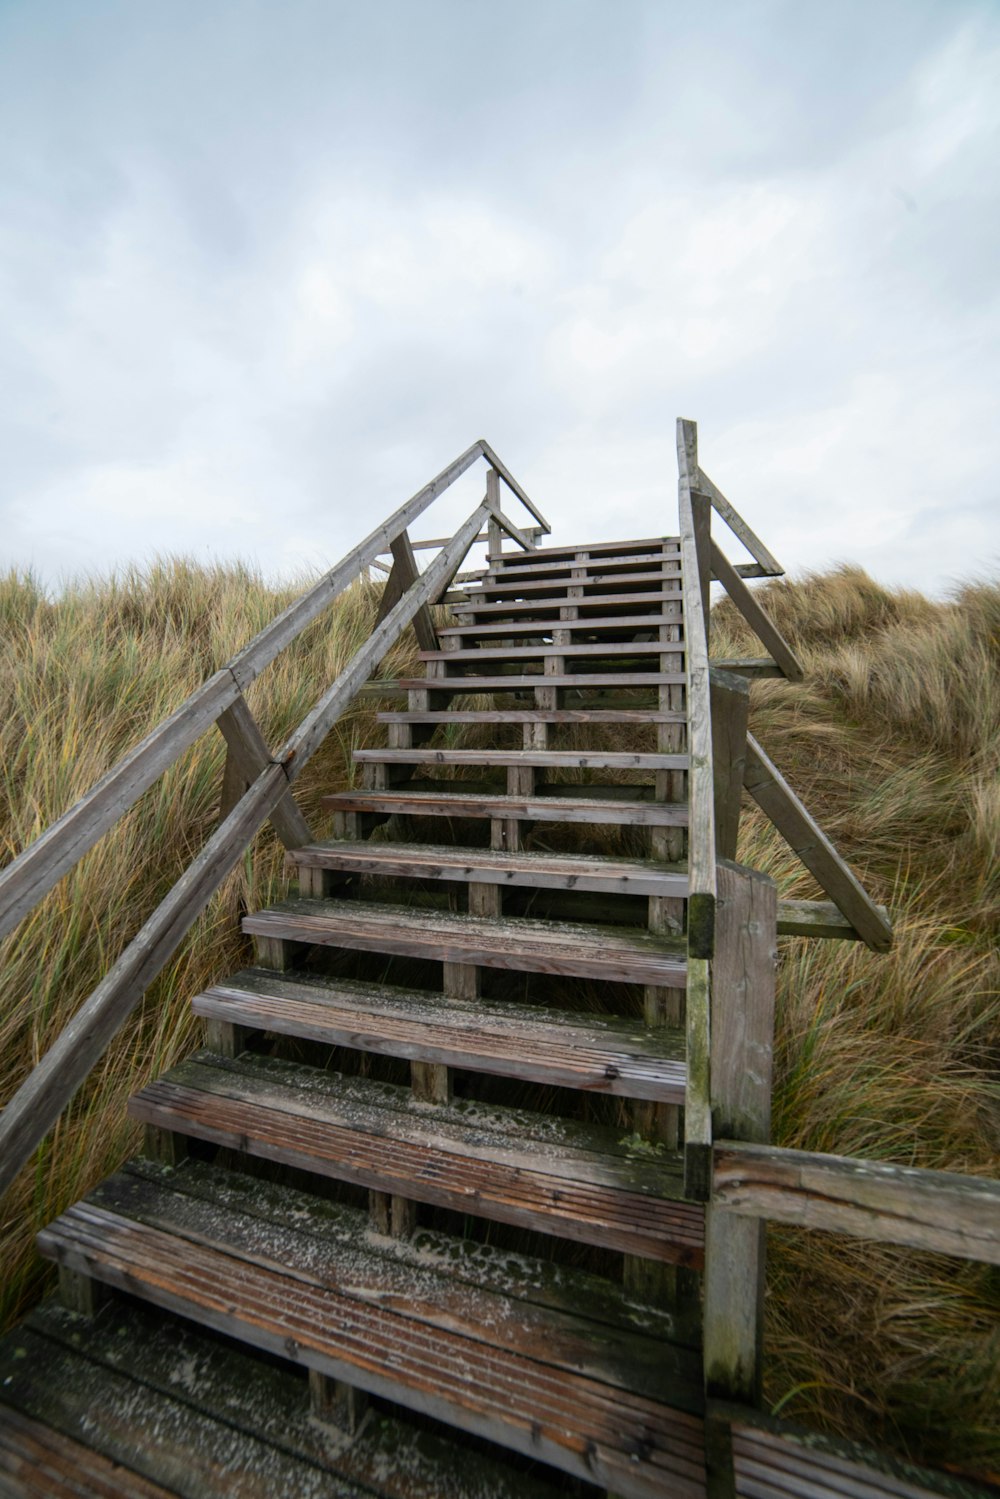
[486, 469, 503, 561]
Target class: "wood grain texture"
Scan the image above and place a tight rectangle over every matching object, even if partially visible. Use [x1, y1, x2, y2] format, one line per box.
[709, 541, 803, 683]
[713, 1142, 1000, 1265]
[695, 468, 783, 578]
[320, 789, 690, 827]
[743, 735, 893, 952]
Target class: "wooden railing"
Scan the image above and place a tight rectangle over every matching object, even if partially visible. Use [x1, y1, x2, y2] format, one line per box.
[0, 441, 547, 1203]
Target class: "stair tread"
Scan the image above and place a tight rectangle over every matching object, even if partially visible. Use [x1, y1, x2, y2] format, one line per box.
[1, 1298, 561, 1499]
[38, 1160, 705, 1496]
[396, 672, 684, 689]
[129, 1052, 700, 1261]
[322, 788, 688, 828]
[473, 552, 681, 582]
[244, 898, 687, 984]
[438, 613, 677, 636]
[488, 534, 678, 561]
[353, 748, 687, 769]
[289, 839, 689, 895]
[422, 641, 674, 661]
[450, 590, 681, 613]
[377, 709, 686, 723]
[475, 570, 679, 596]
[192, 967, 687, 1101]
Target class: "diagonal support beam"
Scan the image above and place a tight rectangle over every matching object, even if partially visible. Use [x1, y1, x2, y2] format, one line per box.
[216, 695, 314, 850]
[696, 468, 783, 577]
[743, 735, 892, 951]
[710, 540, 803, 683]
[374, 530, 440, 653]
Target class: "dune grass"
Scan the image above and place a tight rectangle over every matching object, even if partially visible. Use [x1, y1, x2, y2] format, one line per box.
[0, 558, 419, 1329]
[0, 556, 996, 1474]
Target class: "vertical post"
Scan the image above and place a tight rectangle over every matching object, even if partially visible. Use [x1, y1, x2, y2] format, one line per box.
[710, 669, 750, 861]
[703, 859, 777, 1489]
[691, 491, 712, 646]
[486, 468, 503, 562]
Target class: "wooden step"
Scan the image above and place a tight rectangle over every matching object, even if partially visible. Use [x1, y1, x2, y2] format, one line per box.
[450, 590, 681, 614]
[488, 534, 677, 562]
[378, 708, 686, 725]
[353, 748, 687, 770]
[0, 1403, 177, 1497]
[129, 1052, 700, 1262]
[438, 613, 677, 638]
[474, 570, 680, 597]
[37, 1160, 705, 1497]
[422, 641, 673, 663]
[289, 839, 688, 895]
[243, 898, 688, 985]
[192, 968, 688, 1100]
[0, 1296, 561, 1499]
[321, 788, 689, 828]
[475, 552, 681, 583]
[395, 672, 684, 691]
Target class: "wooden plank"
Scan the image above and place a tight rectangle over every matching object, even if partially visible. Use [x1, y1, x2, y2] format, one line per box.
[421, 641, 673, 662]
[192, 971, 688, 1101]
[352, 749, 688, 770]
[710, 668, 750, 861]
[776, 897, 892, 940]
[710, 658, 784, 679]
[0, 762, 289, 1203]
[0, 667, 240, 947]
[0, 1403, 177, 1498]
[216, 694, 314, 850]
[394, 672, 685, 691]
[37, 1179, 706, 1497]
[713, 1142, 1000, 1265]
[695, 468, 783, 578]
[450, 590, 681, 614]
[243, 898, 688, 986]
[128, 1057, 700, 1263]
[320, 789, 689, 827]
[476, 570, 680, 596]
[743, 735, 893, 952]
[677, 417, 716, 1199]
[490, 534, 675, 562]
[709, 540, 803, 682]
[486, 500, 534, 553]
[480, 552, 681, 581]
[479, 439, 551, 533]
[691, 491, 713, 643]
[439, 613, 674, 637]
[704, 863, 777, 1407]
[377, 709, 686, 725]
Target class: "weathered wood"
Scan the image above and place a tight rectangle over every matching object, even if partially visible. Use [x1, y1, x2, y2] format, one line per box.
[353, 748, 687, 770]
[486, 498, 534, 553]
[710, 669, 750, 861]
[704, 863, 777, 1408]
[394, 672, 684, 691]
[321, 789, 689, 828]
[439, 612, 673, 638]
[695, 468, 783, 578]
[126, 1058, 703, 1267]
[743, 735, 893, 951]
[375, 529, 440, 653]
[709, 540, 803, 683]
[0, 1403, 177, 1498]
[216, 694, 313, 850]
[713, 1142, 1000, 1264]
[451, 589, 682, 615]
[691, 492, 713, 644]
[677, 418, 716, 1199]
[193, 971, 688, 1102]
[476, 570, 680, 597]
[288, 841, 688, 898]
[776, 896, 892, 940]
[243, 898, 687, 986]
[377, 709, 686, 725]
[422, 641, 674, 663]
[709, 657, 784, 679]
[0, 763, 289, 1202]
[0, 668, 241, 947]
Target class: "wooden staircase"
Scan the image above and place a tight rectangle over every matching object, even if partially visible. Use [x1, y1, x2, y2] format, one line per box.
[3, 424, 994, 1499]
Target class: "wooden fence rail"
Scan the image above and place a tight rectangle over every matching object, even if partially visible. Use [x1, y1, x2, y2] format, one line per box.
[0, 450, 544, 1202]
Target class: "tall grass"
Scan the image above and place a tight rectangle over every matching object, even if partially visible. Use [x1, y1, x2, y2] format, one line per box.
[713, 565, 1000, 1472]
[0, 557, 996, 1474]
[0, 558, 419, 1329]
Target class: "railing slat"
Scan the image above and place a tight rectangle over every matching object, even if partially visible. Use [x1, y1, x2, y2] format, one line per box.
[713, 1142, 1000, 1264]
[696, 466, 783, 577]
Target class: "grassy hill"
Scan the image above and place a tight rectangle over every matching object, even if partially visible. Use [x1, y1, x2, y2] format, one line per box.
[0, 558, 996, 1475]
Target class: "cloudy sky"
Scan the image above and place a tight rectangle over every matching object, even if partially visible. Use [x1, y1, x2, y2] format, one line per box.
[1, 0, 997, 596]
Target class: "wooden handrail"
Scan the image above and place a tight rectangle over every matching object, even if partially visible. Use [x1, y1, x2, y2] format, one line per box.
[0, 441, 538, 949]
[0, 469, 505, 1201]
[713, 1141, 1000, 1265]
[676, 418, 715, 1199]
